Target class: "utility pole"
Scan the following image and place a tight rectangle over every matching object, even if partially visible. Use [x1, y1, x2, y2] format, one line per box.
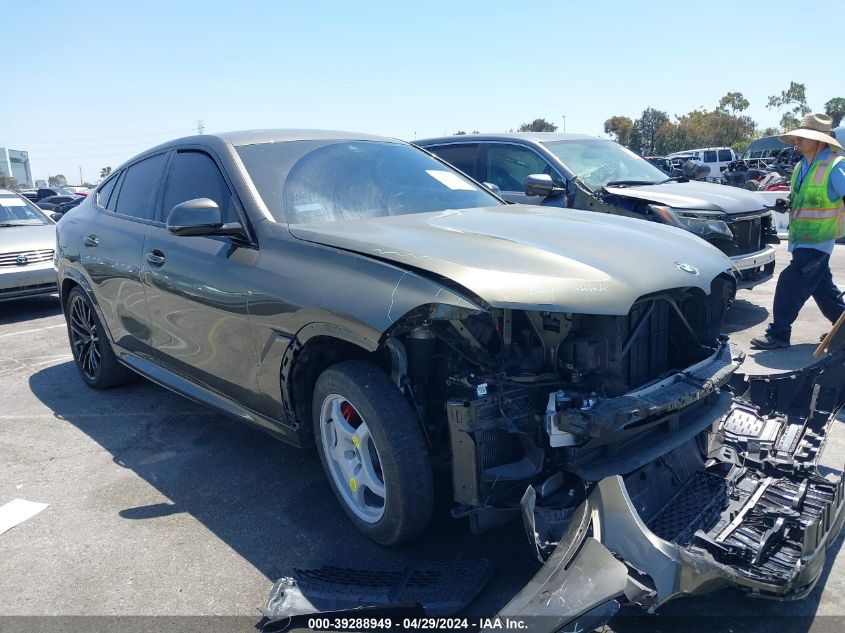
[196, 119, 205, 134]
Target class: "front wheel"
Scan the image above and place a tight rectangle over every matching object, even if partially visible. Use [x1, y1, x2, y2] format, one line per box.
[313, 360, 434, 545]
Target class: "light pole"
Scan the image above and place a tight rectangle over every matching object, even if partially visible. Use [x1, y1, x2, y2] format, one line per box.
[561, 115, 566, 133]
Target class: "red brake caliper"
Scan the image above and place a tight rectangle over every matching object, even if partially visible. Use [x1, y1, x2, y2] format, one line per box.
[340, 402, 360, 427]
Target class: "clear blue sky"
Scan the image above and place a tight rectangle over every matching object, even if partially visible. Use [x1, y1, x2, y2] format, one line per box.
[2, 0, 840, 184]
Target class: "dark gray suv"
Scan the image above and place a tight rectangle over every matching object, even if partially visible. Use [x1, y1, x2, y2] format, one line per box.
[54, 130, 845, 632]
[417, 133, 779, 288]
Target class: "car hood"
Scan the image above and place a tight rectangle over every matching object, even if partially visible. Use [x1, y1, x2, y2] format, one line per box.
[289, 205, 734, 315]
[603, 180, 769, 214]
[0, 224, 56, 253]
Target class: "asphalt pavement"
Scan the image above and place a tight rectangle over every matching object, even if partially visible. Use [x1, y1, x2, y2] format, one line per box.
[1, 242, 844, 633]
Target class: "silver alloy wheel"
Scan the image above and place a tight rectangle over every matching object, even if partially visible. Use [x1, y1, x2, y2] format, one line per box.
[68, 295, 101, 382]
[319, 393, 386, 523]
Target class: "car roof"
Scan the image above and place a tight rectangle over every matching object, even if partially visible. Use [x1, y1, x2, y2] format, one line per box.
[416, 132, 599, 145]
[144, 129, 397, 153]
[105, 130, 404, 177]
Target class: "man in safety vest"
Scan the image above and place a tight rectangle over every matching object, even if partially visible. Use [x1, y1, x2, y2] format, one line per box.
[751, 113, 845, 349]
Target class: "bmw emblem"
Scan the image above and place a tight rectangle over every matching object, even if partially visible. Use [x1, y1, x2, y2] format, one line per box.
[16, 254, 29, 266]
[675, 261, 699, 275]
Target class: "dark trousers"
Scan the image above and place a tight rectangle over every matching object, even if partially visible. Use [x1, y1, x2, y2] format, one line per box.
[768, 248, 845, 341]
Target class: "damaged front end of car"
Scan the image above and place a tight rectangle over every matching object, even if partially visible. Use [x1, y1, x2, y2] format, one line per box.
[380, 268, 844, 630]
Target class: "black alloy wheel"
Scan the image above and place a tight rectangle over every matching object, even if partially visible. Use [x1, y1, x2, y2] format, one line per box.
[66, 287, 135, 389]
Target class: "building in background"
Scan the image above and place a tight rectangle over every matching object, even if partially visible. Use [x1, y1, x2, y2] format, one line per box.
[0, 147, 33, 187]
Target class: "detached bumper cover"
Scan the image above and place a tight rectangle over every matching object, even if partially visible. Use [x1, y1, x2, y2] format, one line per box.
[501, 349, 845, 632]
[502, 474, 845, 632]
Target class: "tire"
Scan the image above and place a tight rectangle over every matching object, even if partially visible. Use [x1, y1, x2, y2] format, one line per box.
[312, 360, 434, 545]
[66, 287, 136, 389]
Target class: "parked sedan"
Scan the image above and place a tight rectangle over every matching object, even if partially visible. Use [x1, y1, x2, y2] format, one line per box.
[0, 189, 58, 301]
[54, 131, 845, 631]
[417, 133, 779, 288]
[36, 195, 82, 212]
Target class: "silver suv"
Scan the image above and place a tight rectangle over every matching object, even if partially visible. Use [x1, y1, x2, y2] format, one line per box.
[418, 133, 778, 288]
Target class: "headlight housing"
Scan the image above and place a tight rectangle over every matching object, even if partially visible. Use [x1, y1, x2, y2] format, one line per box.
[649, 204, 733, 239]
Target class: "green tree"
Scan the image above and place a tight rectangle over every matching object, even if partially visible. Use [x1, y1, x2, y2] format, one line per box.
[603, 116, 634, 147]
[717, 91, 750, 113]
[100, 166, 112, 179]
[0, 174, 20, 189]
[732, 139, 751, 155]
[517, 118, 558, 132]
[767, 81, 810, 130]
[824, 97, 845, 127]
[654, 119, 683, 155]
[453, 131, 466, 135]
[48, 174, 67, 187]
[633, 108, 670, 155]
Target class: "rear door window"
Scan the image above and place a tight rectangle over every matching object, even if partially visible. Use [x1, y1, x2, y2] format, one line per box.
[112, 153, 167, 220]
[163, 151, 236, 223]
[427, 144, 481, 180]
[703, 150, 718, 163]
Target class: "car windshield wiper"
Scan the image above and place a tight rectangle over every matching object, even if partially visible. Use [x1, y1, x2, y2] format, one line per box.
[604, 180, 662, 188]
[0, 221, 43, 227]
[658, 176, 689, 184]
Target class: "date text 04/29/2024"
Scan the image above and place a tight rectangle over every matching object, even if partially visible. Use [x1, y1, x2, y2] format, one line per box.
[304, 617, 528, 630]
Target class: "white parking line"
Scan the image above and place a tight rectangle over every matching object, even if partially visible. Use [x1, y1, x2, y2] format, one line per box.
[0, 499, 49, 536]
[0, 324, 65, 339]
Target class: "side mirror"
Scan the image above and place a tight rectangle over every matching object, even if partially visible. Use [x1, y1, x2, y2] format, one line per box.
[774, 198, 789, 211]
[524, 174, 565, 197]
[482, 182, 502, 196]
[50, 212, 64, 222]
[166, 198, 245, 238]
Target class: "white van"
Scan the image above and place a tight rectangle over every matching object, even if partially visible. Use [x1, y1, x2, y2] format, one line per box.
[667, 147, 736, 182]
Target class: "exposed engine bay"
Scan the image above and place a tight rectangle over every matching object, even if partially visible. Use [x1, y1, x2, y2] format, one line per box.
[385, 273, 736, 530]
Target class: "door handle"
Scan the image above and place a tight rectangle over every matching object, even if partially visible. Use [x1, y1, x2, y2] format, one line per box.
[146, 250, 166, 266]
[84, 235, 99, 247]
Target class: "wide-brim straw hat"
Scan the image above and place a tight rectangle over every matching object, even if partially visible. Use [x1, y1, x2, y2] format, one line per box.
[779, 113, 843, 150]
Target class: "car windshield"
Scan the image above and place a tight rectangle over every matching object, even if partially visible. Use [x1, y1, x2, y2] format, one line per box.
[236, 139, 501, 224]
[0, 196, 50, 226]
[542, 139, 667, 190]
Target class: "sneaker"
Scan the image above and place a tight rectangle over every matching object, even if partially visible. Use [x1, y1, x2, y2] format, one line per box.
[750, 333, 790, 350]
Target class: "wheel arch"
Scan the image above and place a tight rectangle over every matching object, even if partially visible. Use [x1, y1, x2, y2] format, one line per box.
[281, 324, 392, 447]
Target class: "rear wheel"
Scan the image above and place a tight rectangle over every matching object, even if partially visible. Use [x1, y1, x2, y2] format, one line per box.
[313, 360, 434, 545]
[66, 287, 135, 389]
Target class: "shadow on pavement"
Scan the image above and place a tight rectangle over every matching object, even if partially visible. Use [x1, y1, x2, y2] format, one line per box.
[0, 294, 62, 325]
[748, 343, 818, 370]
[723, 298, 769, 334]
[28, 362, 539, 618]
